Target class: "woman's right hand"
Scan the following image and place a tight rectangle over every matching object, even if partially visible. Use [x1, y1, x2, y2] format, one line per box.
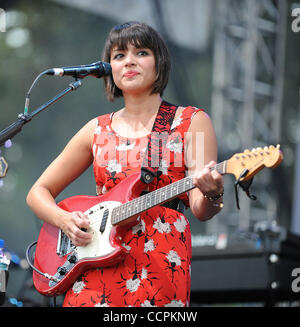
[60, 211, 92, 247]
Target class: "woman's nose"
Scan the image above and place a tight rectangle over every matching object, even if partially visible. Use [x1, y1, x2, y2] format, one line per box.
[124, 53, 136, 66]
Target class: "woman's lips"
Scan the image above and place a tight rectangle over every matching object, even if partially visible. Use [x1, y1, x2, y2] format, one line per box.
[124, 71, 139, 77]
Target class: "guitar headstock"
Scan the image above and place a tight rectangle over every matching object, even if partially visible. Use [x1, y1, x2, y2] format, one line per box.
[226, 144, 283, 182]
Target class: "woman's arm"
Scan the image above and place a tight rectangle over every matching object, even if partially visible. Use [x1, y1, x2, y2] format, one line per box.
[26, 118, 97, 246]
[185, 111, 224, 221]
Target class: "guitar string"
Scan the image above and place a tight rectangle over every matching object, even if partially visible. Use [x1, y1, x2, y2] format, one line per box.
[85, 161, 226, 227]
[86, 177, 193, 228]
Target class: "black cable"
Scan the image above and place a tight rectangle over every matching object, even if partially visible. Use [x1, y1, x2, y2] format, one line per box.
[25, 241, 59, 283]
[23, 70, 49, 115]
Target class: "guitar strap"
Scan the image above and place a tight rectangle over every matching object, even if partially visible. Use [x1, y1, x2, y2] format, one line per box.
[140, 100, 178, 184]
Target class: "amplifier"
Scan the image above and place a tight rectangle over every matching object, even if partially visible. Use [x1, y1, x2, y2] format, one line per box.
[190, 225, 300, 305]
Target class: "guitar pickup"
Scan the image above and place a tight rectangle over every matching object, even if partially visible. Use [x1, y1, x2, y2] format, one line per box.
[99, 209, 109, 233]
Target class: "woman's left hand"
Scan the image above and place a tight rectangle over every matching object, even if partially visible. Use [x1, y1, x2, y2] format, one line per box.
[192, 161, 224, 199]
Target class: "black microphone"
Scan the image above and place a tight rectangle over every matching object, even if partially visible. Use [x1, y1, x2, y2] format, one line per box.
[45, 61, 111, 79]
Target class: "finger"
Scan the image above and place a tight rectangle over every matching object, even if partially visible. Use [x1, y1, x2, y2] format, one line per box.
[72, 211, 90, 229]
[73, 227, 92, 241]
[193, 167, 224, 196]
[196, 167, 214, 186]
[68, 212, 92, 245]
[206, 160, 217, 168]
[70, 226, 93, 247]
[211, 170, 224, 188]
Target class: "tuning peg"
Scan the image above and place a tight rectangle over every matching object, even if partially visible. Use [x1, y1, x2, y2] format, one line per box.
[276, 144, 280, 149]
[244, 149, 250, 153]
[264, 146, 270, 154]
[269, 145, 275, 150]
[255, 147, 264, 155]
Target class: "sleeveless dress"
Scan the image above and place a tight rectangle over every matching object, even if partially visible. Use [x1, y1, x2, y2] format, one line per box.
[63, 105, 203, 307]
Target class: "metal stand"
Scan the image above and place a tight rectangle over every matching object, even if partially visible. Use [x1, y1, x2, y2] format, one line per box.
[0, 79, 82, 147]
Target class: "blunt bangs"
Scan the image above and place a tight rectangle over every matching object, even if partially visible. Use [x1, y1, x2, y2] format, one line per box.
[108, 23, 155, 52]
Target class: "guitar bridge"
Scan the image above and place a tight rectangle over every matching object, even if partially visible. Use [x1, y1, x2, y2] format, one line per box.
[56, 229, 75, 256]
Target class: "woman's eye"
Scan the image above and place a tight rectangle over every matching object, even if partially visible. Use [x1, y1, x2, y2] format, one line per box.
[113, 53, 124, 60]
[137, 50, 149, 56]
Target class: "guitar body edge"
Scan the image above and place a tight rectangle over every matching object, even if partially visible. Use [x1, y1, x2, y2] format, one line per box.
[32, 172, 144, 297]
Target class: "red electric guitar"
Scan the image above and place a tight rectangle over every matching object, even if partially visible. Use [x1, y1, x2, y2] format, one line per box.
[31, 145, 283, 296]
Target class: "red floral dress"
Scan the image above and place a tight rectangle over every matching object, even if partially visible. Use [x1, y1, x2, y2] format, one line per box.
[63, 105, 203, 307]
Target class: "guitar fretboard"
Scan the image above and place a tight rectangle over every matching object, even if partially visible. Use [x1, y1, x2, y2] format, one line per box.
[111, 161, 226, 225]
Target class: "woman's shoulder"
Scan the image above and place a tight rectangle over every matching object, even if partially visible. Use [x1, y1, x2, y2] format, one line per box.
[185, 106, 215, 134]
[171, 105, 205, 130]
[94, 112, 112, 125]
[182, 104, 205, 116]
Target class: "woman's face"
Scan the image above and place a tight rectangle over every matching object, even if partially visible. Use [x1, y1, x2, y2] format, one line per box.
[110, 43, 157, 96]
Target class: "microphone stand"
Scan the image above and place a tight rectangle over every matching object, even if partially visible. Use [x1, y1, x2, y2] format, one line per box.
[0, 79, 82, 147]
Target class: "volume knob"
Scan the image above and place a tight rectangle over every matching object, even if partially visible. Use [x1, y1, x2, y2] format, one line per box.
[57, 266, 67, 275]
[67, 254, 77, 264]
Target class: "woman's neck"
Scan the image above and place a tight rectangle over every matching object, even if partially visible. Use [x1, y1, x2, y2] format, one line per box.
[121, 93, 162, 118]
[110, 93, 163, 138]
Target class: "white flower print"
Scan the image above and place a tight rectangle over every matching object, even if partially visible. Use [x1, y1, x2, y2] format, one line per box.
[144, 238, 155, 253]
[95, 147, 103, 164]
[116, 141, 135, 151]
[158, 159, 168, 175]
[107, 159, 122, 174]
[153, 218, 171, 234]
[122, 242, 131, 251]
[141, 267, 147, 280]
[102, 184, 107, 194]
[141, 300, 157, 307]
[126, 278, 141, 293]
[170, 114, 183, 130]
[94, 125, 102, 135]
[174, 215, 188, 233]
[72, 280, 85, 294]
[132, 219, 145, 234]
[94, 302, 109, 307]
[164, 299, 184, 307]
[166, 137, 182, 153]
[166, 250, 181, 266]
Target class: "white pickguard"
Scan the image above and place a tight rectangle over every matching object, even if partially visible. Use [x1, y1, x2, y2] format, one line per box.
[75, 201, 122, 260]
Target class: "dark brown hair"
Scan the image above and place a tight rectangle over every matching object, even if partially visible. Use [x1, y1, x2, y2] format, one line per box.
[102, 22, 171, 102]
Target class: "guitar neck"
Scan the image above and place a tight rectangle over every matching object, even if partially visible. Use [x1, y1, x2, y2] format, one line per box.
[111, 160, 227, 225]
